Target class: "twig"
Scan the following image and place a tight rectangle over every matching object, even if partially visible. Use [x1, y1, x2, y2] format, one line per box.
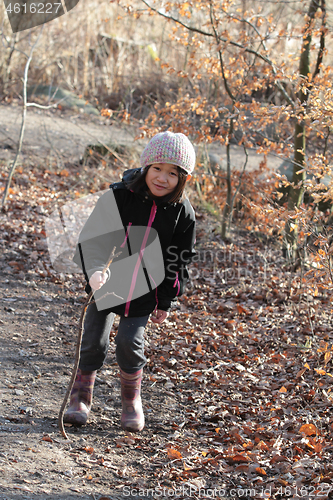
[58, 246, 121, 439]
[26, 99, 67, 110]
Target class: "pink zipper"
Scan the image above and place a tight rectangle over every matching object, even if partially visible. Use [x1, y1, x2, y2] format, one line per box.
[173, 272, 180, 296]
[120, 222, 132, 248]
[124, 202, 157, 316]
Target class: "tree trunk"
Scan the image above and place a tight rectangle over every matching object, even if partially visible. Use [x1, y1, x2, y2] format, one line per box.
[221, 118, 233, 239]
[285, 0, 324, 261]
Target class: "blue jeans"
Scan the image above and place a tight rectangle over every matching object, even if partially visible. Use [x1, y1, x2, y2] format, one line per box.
[79, 301, 149, 373]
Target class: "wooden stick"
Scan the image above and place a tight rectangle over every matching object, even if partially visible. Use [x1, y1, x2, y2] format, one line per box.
[58, 246, 121, 439]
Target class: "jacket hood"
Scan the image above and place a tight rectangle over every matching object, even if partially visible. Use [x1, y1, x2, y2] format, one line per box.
[122, 167, 141, 187]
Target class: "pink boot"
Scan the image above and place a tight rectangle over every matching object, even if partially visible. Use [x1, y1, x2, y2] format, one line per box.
[63, 369, 97, 425]
[120, 369, 144, 432]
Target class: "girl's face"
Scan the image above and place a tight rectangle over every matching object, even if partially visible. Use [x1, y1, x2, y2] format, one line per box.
[145, 163, 179, 197]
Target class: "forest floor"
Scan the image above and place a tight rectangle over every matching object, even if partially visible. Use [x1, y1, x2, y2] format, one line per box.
[1, 103, 333, 500]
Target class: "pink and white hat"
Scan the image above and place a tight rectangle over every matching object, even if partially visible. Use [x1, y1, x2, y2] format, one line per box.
[140, 131, 196, 174]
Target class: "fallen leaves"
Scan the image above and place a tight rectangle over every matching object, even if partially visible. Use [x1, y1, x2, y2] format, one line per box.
[141, 230, 333, 492]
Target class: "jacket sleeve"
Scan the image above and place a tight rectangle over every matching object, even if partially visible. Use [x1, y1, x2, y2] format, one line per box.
[72, 189, 124, 289]
[157, 205, 196, 311]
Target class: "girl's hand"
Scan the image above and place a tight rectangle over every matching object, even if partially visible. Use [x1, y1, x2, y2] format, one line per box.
[89, 271, 108, 291]
[150, 309, 168, 324]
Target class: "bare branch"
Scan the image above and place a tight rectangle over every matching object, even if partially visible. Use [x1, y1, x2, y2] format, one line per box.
[139, 0, 294, 107]
[139, 0, 212, 37]
[209, 0, 235, 103]
[26, 100, 66, 110]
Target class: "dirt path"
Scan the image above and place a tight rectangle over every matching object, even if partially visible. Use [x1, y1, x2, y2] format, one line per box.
[0, 103, 139, 163]
[0, 274, 188, 500]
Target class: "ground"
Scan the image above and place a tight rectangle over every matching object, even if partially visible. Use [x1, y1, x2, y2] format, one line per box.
[1, 103, 333, 500]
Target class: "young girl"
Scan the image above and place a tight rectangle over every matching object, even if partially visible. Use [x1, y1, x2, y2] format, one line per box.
[64, 131, 196, 432]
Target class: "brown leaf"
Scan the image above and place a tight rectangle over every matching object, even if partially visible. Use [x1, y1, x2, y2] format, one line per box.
[299, 423, 318, 436]
[84, 446, 95, 454]
[227, 454, 250, 464]
[270, 455, 289, 464]
[167, 448, 182, 459]
[235, 464, 249, 472]
[314, 442, 323, 453]
[41, 435, 53, 443]
[236, 304, 250, 315]
[296, 368, 307, 379]
[324, 352, 332, 365]
[255, 467, 267, 476]
[256, 440, 269, 451]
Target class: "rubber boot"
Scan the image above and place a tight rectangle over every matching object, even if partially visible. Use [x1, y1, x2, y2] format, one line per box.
[120, 368, 144, 432]
[63, 369, 97, 425]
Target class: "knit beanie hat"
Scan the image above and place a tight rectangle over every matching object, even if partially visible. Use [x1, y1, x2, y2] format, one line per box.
[140, 131, 196, 175]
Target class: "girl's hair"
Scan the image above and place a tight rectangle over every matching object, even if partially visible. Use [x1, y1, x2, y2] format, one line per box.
[129, 165, 188, 204]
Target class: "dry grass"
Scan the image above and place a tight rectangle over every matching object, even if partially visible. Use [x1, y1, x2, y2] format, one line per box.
[0, 0, 188, 114]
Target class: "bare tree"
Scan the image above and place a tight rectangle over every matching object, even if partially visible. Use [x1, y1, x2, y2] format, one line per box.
[1, 27, 65, 209]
